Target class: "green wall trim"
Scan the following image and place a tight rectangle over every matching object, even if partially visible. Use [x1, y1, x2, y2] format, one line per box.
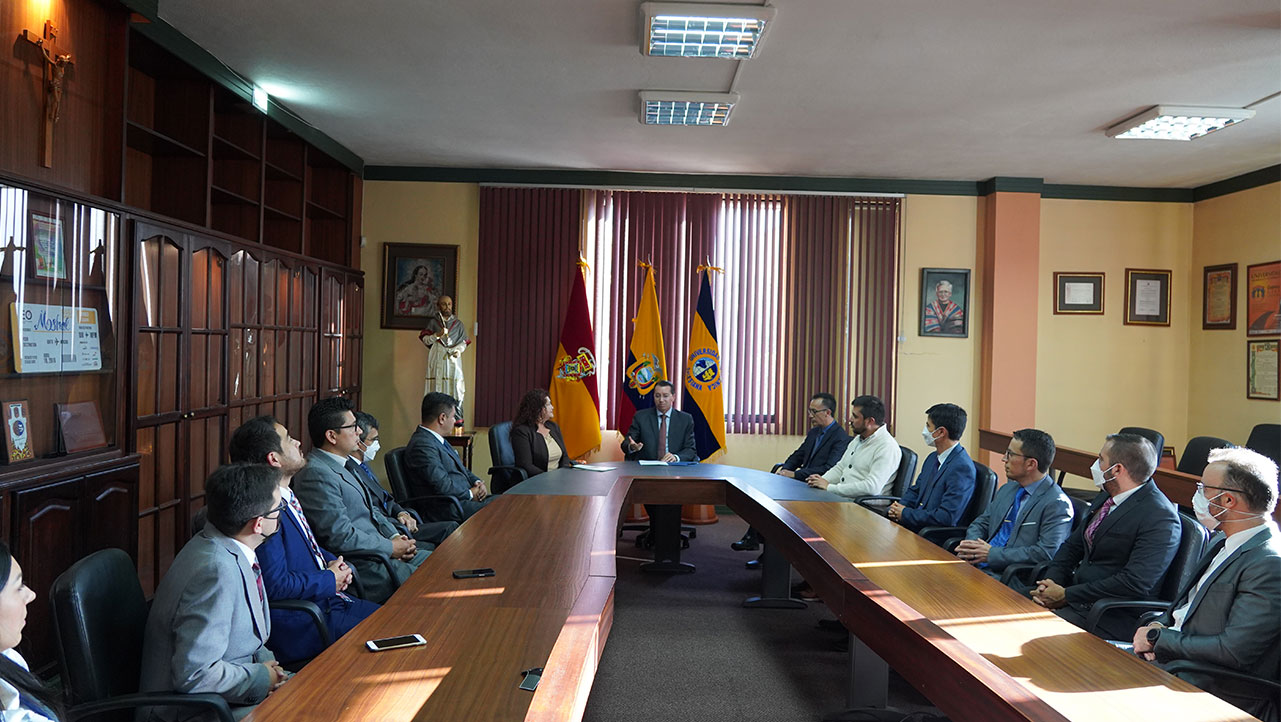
[1042, 185, 1193, 203]
[122, 5, 364, 173]
[979, 177, 1044, 195]
[1194, 165, 1281, 202]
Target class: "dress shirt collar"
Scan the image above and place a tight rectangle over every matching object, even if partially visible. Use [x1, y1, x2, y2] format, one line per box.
[1019, 474, 1050, 496]
[936, 442, 959, 466]
[1223, 521, 1273, 555]
[1109, 482, 1143, 507]
[230, 537, 258, 567]
[422, 425, 447, 445]
[316, 447, 351, 469]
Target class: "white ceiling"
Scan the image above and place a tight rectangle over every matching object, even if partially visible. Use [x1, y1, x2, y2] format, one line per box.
[158, 0, 1281, 187]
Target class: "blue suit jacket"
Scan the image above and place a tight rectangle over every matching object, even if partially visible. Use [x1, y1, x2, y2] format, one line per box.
[258, 499, 345, 663]
[898, 445, 976, 531]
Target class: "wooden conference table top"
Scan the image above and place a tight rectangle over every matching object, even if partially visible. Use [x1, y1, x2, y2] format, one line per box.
[246, 462, 1255, 722]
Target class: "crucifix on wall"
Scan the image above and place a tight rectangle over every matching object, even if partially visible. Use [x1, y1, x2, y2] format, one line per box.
[21, 21, 75, 168]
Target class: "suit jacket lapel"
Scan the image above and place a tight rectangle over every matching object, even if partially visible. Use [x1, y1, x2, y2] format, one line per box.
[1090, 482, 1147, 546]
[216, 535, 269, 643]
[323, 452, 381, 523]
[1012, 478, 1050, 527]
[1183, 530, 1270, 621]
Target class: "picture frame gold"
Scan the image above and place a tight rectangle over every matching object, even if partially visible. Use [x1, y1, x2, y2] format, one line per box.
[1053, 272, 1104, 315]
[1124, 268, 1171, 326]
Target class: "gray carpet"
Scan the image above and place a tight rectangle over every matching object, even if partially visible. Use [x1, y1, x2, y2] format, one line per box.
[582, 511, 940, 722]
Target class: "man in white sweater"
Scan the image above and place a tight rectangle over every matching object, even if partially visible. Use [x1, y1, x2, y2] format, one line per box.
[806, 395, 902, 499]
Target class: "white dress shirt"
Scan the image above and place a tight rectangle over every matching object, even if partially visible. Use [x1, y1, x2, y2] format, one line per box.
[0, 649, 56, 722]
[820, 425, 902, 499]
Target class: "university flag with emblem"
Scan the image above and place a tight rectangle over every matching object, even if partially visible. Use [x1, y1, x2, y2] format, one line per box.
[618, 262, 668, 434]
[549, 262, 601, 458]
[684, 267, 726, 460]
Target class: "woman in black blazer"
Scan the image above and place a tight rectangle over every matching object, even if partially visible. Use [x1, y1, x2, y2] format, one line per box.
[509, 388, 573, 479]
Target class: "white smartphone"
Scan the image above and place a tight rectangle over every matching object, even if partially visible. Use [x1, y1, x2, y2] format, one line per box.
[365, 634, 427, 652]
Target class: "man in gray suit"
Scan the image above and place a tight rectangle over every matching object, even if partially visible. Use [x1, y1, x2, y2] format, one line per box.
[403, 392, 493, 520]
[1132, 446, 1280, 721]
[292, 397, 429, 604]
[957, 428, 1073, 579]
[139, 464, 289, 721]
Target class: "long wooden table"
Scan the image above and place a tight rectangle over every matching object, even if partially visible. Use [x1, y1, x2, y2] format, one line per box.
[246, 463, 1256, 722]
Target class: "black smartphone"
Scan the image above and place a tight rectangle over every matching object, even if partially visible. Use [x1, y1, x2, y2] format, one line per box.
[519, 667, 543, 692]
[452, 568, 496, 579]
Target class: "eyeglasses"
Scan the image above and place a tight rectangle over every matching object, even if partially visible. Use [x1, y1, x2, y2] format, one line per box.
[1196, 482, 1235, 494]
[261, 501, 287, 520]
[331, 422, 358, 432]
[1002, 450, 1031, 461]
[806, 407, 826, 416]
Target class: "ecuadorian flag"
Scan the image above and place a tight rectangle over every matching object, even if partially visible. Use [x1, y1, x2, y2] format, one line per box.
[618, 262, 667, 433]
[549, 263, 601, 458]
[684, 269, 726, 460]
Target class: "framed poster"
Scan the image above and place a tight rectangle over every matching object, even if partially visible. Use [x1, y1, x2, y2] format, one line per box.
[3, 400, 34, 463]
[56, 401, 108, 453]
[1124, 268, 1171, 326]
[381, 243, 459, 330]
[1247, 339, 1279, 400]
[1202, 263, 1237, 330]
[30, 213, 66, 280]
[1246, 260, 1280, 336]
[1054, 272, 1104, 314]
[919, 268, 970, 338]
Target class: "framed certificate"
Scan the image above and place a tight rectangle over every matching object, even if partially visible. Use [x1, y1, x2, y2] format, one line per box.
[1054, 272, 1104, 314]
[1247, 340, 1279, 400]
[1124, 268, 1171, 326]
[1246, 261, 1280, 337]
[1202, 263, 1237, 330]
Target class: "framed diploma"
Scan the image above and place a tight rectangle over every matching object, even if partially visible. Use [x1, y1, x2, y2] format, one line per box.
[1124, 268, 1171, 326]
[55, 401, 109, 453]
[1246, 260, 1280, 337]
[1202, 263, 1237, 330]
[1054, 272, 1104, 314]
[1247, 340, 1279, 400]
[3, 400, 34, 463]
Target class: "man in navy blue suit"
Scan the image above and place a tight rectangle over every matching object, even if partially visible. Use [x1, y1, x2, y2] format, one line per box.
[229, 415, 380, 665]
[888, 403, 976, 532]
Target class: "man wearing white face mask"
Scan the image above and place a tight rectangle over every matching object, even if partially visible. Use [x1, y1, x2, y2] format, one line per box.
[1032, 433, 1180, 639]
[352, 411, 456, 547]
[1131, 446, 1279, 721]
[886, 403, 976, 532]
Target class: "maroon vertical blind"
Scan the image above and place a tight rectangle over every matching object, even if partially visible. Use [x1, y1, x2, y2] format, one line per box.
[474, 187, 581, 426]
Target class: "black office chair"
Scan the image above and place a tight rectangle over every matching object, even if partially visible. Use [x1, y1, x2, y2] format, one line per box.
[1176, 436, 1233, 476]
[487, 421, 528, 494]
[1082, 511, 1209, 636]
[50, 548, 236, 722]
[385, 446, 466, 523]
[1118, 426, 1165, 462]
[851, 445, 919, 513]
[1164, 660, 1281, 722]
[919, 462, 999, 546]
[1246, 423, 1281, 467]
[996, 494, 1094, 586]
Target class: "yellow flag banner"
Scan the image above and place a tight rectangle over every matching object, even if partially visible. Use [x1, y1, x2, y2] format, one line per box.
[618, 262, 667, 432]
[684, 268, 725, 460]
[549, 263, 601, 457]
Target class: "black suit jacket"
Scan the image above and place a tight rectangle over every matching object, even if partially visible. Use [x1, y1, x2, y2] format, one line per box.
[780, 423, 851, 478]
[621, 407, 698, 461]
[1045, 481, 1180, 618]
[510, 421, 572, 477]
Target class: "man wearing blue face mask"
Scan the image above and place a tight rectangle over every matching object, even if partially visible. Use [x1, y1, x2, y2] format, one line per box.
[1031, 433, 1180, 639]
[1131, 447, 1279, 721]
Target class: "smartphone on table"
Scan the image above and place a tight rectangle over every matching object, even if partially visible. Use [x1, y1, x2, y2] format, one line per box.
[365, 634, 427, 652]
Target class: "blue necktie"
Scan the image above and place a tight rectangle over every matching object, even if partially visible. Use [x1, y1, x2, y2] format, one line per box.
[978, 486, 1027, 569]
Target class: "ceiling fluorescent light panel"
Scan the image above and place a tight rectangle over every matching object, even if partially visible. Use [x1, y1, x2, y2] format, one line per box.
[640, 91, 739, 126]
[1105, 105, 1255, 141]
[640, 2, 776, 58]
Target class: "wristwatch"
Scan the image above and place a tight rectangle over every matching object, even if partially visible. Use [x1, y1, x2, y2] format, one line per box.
[1145, 626, 1162, 645]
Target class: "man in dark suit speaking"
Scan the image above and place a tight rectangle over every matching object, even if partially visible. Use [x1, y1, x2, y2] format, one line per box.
[621, 380, 698, 572]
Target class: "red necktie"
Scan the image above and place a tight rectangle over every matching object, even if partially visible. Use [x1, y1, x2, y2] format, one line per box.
[251, 562, 265, 605]
[1084, 498, 1115, 546]
[659, 413, 668, 457]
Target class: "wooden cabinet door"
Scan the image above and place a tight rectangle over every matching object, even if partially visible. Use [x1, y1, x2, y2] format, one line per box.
[82, 463, 139, 559]
[12, 478, 80, 670]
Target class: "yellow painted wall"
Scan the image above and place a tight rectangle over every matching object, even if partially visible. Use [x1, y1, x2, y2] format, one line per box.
[1037, 198, 1193, 487]
[896, 195, 984, 457]
[1188, 182, 1281, 445]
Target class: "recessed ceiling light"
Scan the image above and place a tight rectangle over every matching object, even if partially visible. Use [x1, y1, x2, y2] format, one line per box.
[639, 91, 739, 126]
[1105, 105, 1255, 141]
[640, 2, 776, 59]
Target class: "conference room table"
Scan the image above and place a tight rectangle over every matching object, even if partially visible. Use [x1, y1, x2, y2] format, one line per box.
[245, 461, 1257, 722]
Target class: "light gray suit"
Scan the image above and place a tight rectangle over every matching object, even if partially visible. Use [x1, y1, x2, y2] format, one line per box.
[1153, 524, 1281, 721]
[965, 475, 1074, 575]
[292, 449, 428, 603]
[138, 525, 275, 722]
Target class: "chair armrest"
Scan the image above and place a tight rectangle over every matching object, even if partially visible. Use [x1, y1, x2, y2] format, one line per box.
[919, 525, 965, 547]
[400, 494, 465, 523]
[854, 496, 899, 515]
[770, 463, 784, 474]
[1137, 610, 1164, 626]
[69, 692, 234, 722]
[271, 598, 332, 648]
[943, 536, 964, 553]
[999, 560, 1050, 587]
[487, 464, 528, 480]
[1085, 598, 1172, 636]
[342, 548, 400, 586]
[487, 465, 529, 494]
[1164, 659, 1281, 692]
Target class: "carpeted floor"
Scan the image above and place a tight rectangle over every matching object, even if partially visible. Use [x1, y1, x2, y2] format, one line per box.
[582, 510, 940, 722]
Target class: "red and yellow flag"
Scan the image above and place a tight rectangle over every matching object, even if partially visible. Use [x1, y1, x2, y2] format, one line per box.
[549, 262, 601, 457]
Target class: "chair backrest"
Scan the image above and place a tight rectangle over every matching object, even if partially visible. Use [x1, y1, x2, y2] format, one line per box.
[384, 446, 410, 500]
[1157, 512, 1210, 601]
[891, 446, 918, 497]
[1245, 423, 1281, 467]
[1068, 496, 1093, 532]
[1117, 426, 1165, 463]
[489, 422, 516, 468]
[1176, 436, 1233, 476]
[961, 463, 999, 527]
[50, 548, 148, 706]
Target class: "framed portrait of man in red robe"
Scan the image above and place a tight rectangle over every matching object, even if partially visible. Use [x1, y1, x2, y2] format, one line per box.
[920, 268, 970, 338]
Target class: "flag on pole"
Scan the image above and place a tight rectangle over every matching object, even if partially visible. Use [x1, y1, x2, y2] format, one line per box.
[684, 267, 726, 461]
[549, 261, 601, 458]
[618, 261, 667, 434]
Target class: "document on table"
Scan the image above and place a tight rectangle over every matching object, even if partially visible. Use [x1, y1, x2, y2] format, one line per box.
[638, 460, 668, 466]
[572, 464, 613, 472]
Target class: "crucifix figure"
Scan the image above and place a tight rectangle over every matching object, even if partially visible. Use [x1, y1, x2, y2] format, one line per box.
[22, 21, 74, 168]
